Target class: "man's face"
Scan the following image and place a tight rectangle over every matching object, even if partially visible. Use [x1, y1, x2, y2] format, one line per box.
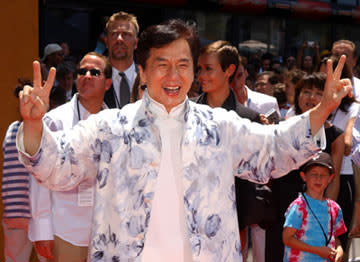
[262, 59, 271, 71]
[106, 19, 137, 62]
[332, 43, 356, 69]
[255, 74, 273, 96]
[58, 72, 74, 91]
[77, 55, 110, 101]
[139, 38, 194, 112]
[230, 64, 247, 92]
[48, 51, 64, 67]
[303, 56, 313, 70]
[286, 56, 296, 69]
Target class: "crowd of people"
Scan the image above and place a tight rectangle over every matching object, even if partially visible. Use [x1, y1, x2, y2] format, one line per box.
[2, 10, 360, 262]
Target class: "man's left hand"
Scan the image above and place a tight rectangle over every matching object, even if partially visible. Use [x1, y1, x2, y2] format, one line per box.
[321, 55, 352, 115]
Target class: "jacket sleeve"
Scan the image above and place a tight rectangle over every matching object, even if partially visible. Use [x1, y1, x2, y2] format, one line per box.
[16, 112, 104, 191]
[229, 110, 325, 183]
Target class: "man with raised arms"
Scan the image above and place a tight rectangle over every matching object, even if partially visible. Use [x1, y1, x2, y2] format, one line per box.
[17, 20, 351, 261]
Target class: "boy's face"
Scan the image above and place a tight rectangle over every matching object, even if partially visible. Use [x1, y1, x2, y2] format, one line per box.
[300, 165, 334, 197]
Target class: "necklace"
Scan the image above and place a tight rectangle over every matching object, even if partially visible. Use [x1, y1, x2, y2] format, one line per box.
[301, 192, 333, 246]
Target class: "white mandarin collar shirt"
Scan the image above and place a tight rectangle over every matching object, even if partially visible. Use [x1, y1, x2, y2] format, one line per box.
[142, 95, 193, 262]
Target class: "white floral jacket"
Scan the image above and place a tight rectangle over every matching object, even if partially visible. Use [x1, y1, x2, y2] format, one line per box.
[17, 93, 321, 262]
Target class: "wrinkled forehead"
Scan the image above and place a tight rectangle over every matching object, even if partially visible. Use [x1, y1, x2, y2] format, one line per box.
[108, 19, 136, 33]
[147, 39, 193, 64]
[80, 55, 106, 70]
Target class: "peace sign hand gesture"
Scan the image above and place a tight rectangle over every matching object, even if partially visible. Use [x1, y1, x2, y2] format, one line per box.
[19, 61, 56, 155]
[322, 55, 352, 113]
[309, 55, 352, 135]
[19, 61, 56, 122]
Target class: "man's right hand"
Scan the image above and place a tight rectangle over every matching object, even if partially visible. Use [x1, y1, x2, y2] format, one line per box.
[34, 240, 54, 260]
[20, 61, 55, 121]
[19, 61, 55, 155]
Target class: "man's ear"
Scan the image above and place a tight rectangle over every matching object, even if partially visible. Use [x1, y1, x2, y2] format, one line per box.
[300, 171, 306, 182]
[138, 65, 146, 84]
[105, 79, 112, 91]
[329, 173, 335, 183]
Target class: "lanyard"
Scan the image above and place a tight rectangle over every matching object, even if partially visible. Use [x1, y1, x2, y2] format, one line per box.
[301, 193, 333, 246]
[76, 97, 82, 121]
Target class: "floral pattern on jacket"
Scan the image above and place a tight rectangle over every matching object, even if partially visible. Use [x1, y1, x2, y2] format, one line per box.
[18, 93, 321, 261]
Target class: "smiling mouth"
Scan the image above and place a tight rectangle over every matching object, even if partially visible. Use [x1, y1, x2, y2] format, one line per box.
[163, 86, 180, 94]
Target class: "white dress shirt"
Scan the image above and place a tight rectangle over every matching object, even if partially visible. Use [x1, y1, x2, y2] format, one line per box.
[112, 62, 137, 106]
[245, 86, 280, 115]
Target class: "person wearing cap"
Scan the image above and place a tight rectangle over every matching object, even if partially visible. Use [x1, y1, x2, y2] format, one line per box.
[40, 43, 64, 80]
[283, 152, 347, 262]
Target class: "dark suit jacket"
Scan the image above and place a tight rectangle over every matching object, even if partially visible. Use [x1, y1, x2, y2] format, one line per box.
[194, 90, 262, 123]
[104, 64, 139, 109]
[104, 83, 118, 109]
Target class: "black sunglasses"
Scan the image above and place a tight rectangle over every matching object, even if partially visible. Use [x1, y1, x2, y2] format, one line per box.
[77, 68, 102, 77]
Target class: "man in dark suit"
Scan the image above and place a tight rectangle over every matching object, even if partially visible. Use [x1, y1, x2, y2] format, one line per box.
[104, 11, 139, 108]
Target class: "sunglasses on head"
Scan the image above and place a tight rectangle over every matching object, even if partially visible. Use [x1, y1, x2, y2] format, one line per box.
[77, 68, 102, 77]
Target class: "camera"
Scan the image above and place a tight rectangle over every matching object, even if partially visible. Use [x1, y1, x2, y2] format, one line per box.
[265, 108, 280, 124]
[307, 41, 314, 47]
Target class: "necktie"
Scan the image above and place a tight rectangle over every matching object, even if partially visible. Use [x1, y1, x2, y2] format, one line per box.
[119, 72, 130, 108]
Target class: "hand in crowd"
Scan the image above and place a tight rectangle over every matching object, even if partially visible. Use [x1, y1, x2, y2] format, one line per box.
[19, 61, 55, 122]
[259, 114, 270, 125]
[321, 55, 352, 114]
[35, 240, 54, 260]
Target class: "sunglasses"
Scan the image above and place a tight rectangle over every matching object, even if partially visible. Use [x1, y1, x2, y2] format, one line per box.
[77, 68, 102, 77]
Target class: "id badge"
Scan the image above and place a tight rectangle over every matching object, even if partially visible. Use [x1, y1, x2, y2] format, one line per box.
[77, 181, 94, 207]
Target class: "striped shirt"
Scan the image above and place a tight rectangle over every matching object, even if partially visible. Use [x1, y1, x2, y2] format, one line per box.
[2, 121, 31, 218]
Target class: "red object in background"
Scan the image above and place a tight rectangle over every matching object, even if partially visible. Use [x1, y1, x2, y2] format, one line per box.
[292, 0, 331, 19]
[219, 0, 267, 13]
[354, 7, 360, 21]
[131, 0, 187, 6]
